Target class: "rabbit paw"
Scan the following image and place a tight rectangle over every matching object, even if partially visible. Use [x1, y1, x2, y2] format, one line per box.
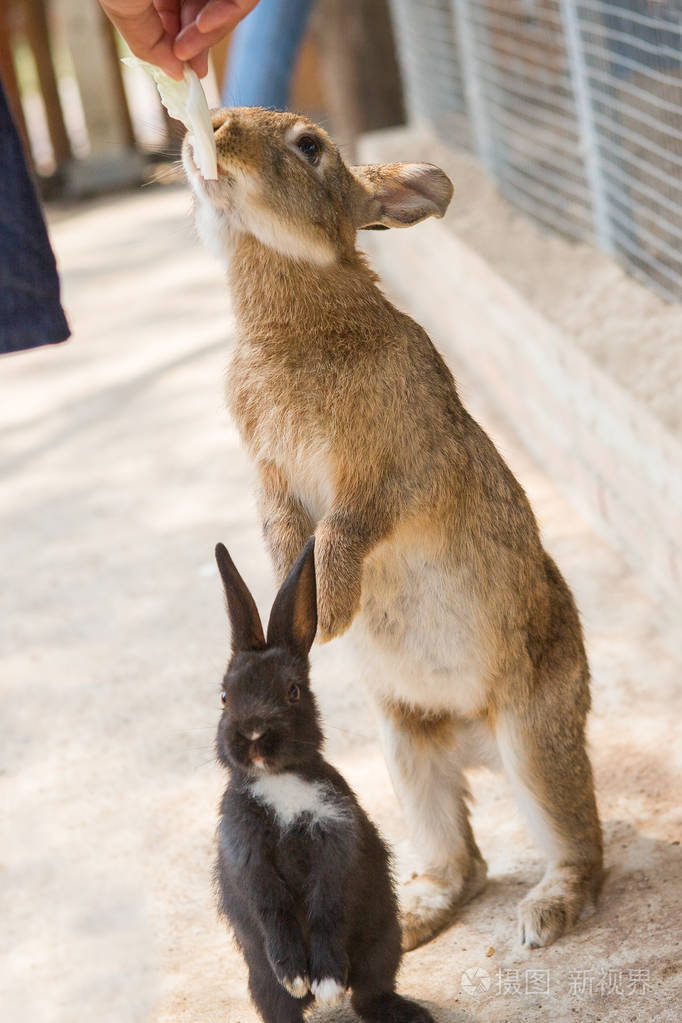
[316, 582, 360, 643]
[317, 608, 353, 643]
[266, 943, 310, 998]
[282, 975, 311, 999]
[314, 526, 362, 641]
[311, 977, 346, 1007]
[400, 874, 459, 952]
[310, 946, 348, 1005]
[400, 861, 487, 951]
[519, 867, 597, 949]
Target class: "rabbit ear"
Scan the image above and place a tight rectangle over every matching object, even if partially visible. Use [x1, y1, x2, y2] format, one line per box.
[215, 543, 266, 652]
[351, 162, 453, 229]
[266, 537, 317, 656]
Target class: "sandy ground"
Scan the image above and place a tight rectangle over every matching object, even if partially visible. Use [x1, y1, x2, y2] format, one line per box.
[1, 185, 681, 1023]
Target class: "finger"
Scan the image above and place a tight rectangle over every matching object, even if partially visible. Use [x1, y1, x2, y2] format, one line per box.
[188, 50, 209, 78]
[143, 34, 185, 78]
[196, 0, 259, 35]
[105, 7, 185, 78]
[153, 0, 181, 37]
[180, 0, 206, 30]
[174, 22, 230, 62]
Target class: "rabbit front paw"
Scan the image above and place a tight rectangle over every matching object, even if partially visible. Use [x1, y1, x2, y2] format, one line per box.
[282, 975, 310, 999]
[314, 522, 363, 642]
[266, 941, 310, 998]
[316, 580, 361, 643]
[309, 947, 348, 1006]
[311, 977, 346, 1007]
[317, 604, 355, 643]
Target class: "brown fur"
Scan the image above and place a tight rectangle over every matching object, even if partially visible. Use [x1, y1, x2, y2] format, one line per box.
[183, 108, 603, 951]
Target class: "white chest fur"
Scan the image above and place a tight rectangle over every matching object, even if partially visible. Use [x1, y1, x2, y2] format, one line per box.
[283, 436, 334, 522]
[229, 346, 336, 522]
[249, 772, 347, 829]
[255, 421, 334, 522]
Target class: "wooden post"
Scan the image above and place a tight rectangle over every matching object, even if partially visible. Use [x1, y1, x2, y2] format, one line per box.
[0, 0, 32, 166]
[24, 0, 72, 168]
[311, 0, 405, 156]
[101, 10, 137, 149]
[54, 0, 143, 193]
[290, 31, 326, 120]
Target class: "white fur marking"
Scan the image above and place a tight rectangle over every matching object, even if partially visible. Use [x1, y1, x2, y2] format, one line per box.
[186, 138, 336, 267]
[240, 179, 336, 267]
[378, 710, 472, 877]
[496, 715, 567, 866]
[252, 434, 334, 523]
[350, 528, 490, 718]
[285, 976, 309, 999]
[249, 772, 348, 829]
[284, 437, 334, 521]
[193, 192, 236, 261]
[311, 977, 345, 1006]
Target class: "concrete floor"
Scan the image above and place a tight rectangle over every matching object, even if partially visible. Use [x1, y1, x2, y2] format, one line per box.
[1, 185, 680, 1023]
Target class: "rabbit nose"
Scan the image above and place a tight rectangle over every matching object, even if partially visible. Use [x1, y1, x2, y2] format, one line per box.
[248, 736, 266, 770]
[246, 727, 264, 741]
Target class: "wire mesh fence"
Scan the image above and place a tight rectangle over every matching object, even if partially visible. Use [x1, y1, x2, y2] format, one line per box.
[389, 0, 682, 302]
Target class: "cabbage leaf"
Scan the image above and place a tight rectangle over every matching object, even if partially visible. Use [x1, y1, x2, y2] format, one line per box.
[122, 58, 218, 180]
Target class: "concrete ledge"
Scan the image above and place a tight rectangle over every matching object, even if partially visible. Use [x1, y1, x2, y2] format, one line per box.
[358, 137, 682, 617]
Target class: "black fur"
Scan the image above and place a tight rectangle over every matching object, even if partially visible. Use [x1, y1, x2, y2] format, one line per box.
[213, 537, 433, 1023]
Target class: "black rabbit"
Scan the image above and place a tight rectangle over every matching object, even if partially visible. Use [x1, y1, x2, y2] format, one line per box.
[213, 536, 433, 1023]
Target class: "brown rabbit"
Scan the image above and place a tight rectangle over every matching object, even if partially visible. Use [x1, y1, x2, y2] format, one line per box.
[183, 108, 603, 951]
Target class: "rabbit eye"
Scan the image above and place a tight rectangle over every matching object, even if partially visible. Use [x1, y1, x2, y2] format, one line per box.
[296, 134, 321, 167]
[287, 684, 301, 703]
[220, 691, 227, 706]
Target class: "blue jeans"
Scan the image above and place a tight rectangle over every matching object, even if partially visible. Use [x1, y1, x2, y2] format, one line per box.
[0, 82, 70, 354]
[222, 0, 317, 110]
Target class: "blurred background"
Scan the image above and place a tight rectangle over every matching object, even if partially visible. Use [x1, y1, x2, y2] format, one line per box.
[3, 0, 682, 301]
[0, 0, 405, 192]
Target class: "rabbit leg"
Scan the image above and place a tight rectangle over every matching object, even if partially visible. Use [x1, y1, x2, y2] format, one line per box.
[378, 703, 488, 951]
[258, 459, 315, 583]
[349, 931, 433, 1023]
[245, 943, 312, 1023]
[225, 896, 312, 1021]
[305, 826, 354, 1007]
[496, 706, 603, 948]
[315, 491, 397, 642]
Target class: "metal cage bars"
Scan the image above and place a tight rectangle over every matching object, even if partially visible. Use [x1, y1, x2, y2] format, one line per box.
[390, 0, 682, 301]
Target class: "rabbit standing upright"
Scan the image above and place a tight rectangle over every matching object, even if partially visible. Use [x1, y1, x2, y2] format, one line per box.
[213, 537, 433, 1023]
[184, 108, 603, 952]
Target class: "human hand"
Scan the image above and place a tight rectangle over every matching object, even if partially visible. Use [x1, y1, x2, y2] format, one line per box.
[99, 1, 260, 80]
[99, 2, 185, 79]
[174, 1, 261, 77]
